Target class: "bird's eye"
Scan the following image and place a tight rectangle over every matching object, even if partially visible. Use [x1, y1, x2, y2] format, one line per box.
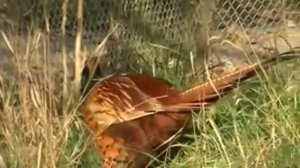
[80, 63, 103, 95]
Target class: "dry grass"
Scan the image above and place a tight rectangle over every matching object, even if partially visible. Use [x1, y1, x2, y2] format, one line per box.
[0, 1, 116, 167]
[1, 26, 300, 168]
[0, 1, 300, 167]
[0, 25, 101, 167]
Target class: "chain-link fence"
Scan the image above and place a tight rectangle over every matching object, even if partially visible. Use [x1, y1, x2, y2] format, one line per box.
[214, 0, 300, 31]
[1, 0, 299, 74]
[3, 0, 297, 39]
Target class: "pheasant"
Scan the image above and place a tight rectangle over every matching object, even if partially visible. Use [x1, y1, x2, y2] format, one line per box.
[79, 48, 299, 167]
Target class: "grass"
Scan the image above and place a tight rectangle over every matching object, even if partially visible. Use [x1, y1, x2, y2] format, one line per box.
[1, 25, 300, 168]
[147, 61, 300, 168]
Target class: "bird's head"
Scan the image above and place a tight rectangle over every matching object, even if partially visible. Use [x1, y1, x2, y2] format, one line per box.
[80, 57, 103, 95]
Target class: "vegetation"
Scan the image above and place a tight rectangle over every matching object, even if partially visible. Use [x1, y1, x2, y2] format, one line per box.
[0, 27, 300, 168]
[1, 0, 300, 168]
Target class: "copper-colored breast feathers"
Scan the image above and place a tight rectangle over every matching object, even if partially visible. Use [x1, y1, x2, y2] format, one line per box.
[97, 106, 191, 168]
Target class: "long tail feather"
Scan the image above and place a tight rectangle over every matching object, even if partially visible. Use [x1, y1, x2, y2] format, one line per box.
[179, 48, 300, 104]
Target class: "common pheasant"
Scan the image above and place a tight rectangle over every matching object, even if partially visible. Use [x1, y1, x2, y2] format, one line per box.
[79, 48, 299, 168]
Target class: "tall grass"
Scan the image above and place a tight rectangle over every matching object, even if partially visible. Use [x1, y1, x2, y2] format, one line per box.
[1, 1, 300, 168]
[159, 63, 300, 168]
[1, 26, 300, 168]
[0, 29, 91, 168]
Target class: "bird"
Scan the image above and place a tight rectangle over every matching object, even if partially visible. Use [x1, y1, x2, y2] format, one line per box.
[79, 48, 300, 168]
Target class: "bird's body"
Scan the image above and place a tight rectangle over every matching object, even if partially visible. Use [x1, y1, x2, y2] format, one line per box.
[80, 73, 207, 136]
[79, 48, 300, 168]
[98, 107, 191, 167]
[80, 73, 192, 167]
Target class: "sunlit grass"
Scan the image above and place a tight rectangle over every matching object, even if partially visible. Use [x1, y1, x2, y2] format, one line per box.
[0, 22, 300, 168]
[159, 63, 300, 168]
[0, 28, 100, 168]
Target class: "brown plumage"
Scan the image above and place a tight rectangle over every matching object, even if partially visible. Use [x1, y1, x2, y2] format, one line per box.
[79, 48, 299, 168]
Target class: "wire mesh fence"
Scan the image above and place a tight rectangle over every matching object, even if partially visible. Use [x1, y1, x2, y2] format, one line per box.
[2, 0, 296, 39]
[0, 0, 299, 73]
[214, 0, 300, 31]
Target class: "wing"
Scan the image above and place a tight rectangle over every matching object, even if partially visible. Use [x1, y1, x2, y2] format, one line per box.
[79, 73, 198, 134]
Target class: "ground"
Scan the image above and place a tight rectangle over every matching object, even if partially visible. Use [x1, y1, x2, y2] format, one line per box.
[0, 22, 300, 167]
